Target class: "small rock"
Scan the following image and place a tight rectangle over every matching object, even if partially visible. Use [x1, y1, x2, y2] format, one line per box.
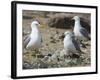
[23, 62, 32, 69]
[36, 54, 44, 58]
[50, 36, 54, 39]
[56, 30, 59, 34]
[50, 40, 56, 43]
[42, 56, 49, 61]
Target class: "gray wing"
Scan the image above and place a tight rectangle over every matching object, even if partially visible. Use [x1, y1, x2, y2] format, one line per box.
[23, 35, 31, 48]
[80, 28, 90, 40]
[72, 38, 81, 52]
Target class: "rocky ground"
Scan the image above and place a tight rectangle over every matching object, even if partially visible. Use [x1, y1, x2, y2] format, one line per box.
[22, 10, 91, 69]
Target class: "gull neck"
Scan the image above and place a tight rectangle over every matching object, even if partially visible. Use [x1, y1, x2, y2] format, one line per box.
[31, 25, 39, 34]
[74, 19, 81, 28]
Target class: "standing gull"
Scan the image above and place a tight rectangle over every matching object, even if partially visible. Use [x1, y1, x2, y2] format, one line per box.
[63, 31, 83, 57]
[72, 16, 90, 41]
[24, 20, 42, 51]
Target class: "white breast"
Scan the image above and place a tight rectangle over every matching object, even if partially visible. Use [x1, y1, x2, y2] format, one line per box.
[64, 36, 76, 53]
[26, 28, 42, 49]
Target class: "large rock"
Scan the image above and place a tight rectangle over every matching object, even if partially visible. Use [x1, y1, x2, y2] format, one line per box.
[47, 13, 73, 29]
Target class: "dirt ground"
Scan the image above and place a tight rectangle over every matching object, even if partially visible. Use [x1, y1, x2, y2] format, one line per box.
[22, 11, 91, 69]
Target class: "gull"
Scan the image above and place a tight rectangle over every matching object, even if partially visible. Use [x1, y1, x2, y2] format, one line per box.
[63, 31, 83, 57]
[72, 16, 90, 41]
[23, 20, 42, 51]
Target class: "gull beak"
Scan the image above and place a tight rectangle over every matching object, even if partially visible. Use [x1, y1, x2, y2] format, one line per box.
[38, 21, 41, 25]
[38, 21, 41, 26]
[38, 23, 41, 26]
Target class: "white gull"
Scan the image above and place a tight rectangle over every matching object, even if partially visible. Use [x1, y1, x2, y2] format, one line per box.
[24, 20, 42, 50]
[63, 31, 83, 57]
[73, 16, 90, 41]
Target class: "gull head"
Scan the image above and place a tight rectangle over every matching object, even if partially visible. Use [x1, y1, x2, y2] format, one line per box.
[31, 20, 40, 28]
[72, 16, 80, 21]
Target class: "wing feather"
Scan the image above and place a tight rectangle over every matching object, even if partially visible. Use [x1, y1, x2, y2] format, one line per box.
[23, 35, 31, 48]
